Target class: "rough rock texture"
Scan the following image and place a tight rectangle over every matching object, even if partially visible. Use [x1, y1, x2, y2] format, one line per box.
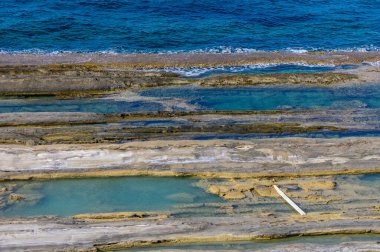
[0, 215, 379, 251]
[3, 108, 380, 145]
[0, 66, 188, 95]
[195, 72, 357, 86]
[1, 138, 380, 179]
[0, 108, 379, 128]
[0, 51, 379, 95]
[0, 65, 357, 95]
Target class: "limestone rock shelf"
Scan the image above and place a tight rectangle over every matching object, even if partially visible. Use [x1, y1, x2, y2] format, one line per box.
[0, 215, 379, 251]
[1, 138, 380, 179]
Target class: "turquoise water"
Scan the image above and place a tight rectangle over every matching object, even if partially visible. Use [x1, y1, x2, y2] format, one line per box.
[2, 84, 380, 113]
[141, 84, 380, 111]
[1, 0, 380, 52]
[124, 234, 380, 251]
[188, 130, 380, 140]
[0, 177, 221, 217]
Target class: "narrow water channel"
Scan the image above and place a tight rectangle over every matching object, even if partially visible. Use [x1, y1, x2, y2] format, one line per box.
[141, 84, 380, 111]
[1, 84, 380, 113]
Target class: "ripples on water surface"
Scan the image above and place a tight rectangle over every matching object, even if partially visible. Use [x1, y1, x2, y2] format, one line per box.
[1, 0, 380, 53]
[1, 84, 380, 113]
[141, 84, 380, 111]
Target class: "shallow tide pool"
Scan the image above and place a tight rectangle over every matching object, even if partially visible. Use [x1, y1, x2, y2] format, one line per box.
[0, 176, 221, 217]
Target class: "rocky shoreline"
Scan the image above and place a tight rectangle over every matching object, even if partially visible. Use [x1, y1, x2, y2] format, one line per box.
[1, 52, 380, 251]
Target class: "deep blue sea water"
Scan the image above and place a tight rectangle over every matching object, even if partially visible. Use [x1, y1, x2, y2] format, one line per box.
[1, 0, 380, 53]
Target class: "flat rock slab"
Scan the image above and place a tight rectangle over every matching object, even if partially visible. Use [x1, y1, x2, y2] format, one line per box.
[2, 109, 380, 129]
[0, 215, 379, 251]
[1, 138, 380, 179]
[0, 112, 107, 126]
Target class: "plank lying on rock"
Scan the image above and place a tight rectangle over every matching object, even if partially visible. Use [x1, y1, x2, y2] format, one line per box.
[273, 185, 306, 215]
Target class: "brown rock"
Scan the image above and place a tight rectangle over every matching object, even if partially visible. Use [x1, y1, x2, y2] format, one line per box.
[223, 191, 246, 200]
[253, 185, 276, 197]
[8, 193, 25, 202]
[298, 180, 336, 191]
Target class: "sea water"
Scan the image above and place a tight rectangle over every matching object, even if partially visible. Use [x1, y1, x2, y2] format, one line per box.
[0, 0, 379, 53]
[140, 84, 380, 111]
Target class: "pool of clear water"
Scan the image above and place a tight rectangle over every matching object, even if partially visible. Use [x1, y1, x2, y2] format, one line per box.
[0, 176, 221, 217]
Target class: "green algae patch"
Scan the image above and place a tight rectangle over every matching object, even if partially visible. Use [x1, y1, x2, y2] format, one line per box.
[0, 110, 320, 127]
[196, 72, 358, 87]
[0, 123, 346, 145]
[117, 234, 380, 252]
[42, 131, 95, 142]
[0, 64, 190, 96]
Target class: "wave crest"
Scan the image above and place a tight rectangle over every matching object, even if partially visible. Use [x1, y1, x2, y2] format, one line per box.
[1, 45, 380, 55]
[140, 62, 336, 77]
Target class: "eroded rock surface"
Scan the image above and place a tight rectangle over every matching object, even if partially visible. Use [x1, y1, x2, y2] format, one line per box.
[1, 138, 380, 179]
[0, 215, 379, 251]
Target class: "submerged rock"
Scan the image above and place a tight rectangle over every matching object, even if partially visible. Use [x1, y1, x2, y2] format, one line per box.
[222, 191, 246, 200]
[8, 193, 25, 202]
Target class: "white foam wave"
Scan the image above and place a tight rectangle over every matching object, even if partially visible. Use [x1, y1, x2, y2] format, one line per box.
[0, 48, 75, 55]
[141, 62, 336, 77]
[333, 45, 380, 52]
[285, 48, 309, 54]
[185, 46, 259, 54]
[363, 61, 380, 67]
[1, 45, 379, 55]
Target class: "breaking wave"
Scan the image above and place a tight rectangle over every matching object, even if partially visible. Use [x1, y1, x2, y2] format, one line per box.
[140, 62, 337, 77]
